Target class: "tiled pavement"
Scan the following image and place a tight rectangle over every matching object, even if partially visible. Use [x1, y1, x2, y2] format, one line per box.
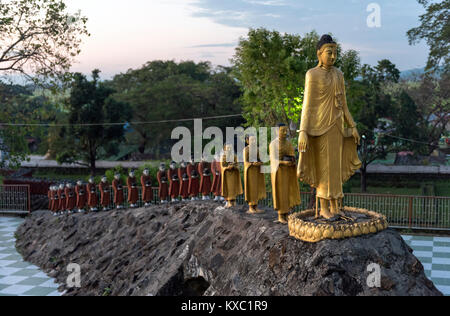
[0, 217, 61, 296]
[402, 235, 450, 296]
[1, 216, 449, 296]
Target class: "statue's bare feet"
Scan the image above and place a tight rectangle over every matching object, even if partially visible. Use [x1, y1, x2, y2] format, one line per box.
[277, 213, 288, 224]
[248, 206, 265, 214]
[330, 200, 343, 216]
[225, 201, 233, 208]
[320, 208, 334, 220]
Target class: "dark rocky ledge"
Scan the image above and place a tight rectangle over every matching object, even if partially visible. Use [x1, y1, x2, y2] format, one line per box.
[15, 202, 442, 296]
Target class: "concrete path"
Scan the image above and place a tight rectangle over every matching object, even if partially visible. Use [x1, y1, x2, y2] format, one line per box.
[0, 217, 61, 296]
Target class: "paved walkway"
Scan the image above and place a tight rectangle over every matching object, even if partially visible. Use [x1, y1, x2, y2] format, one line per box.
[0, 217, 449, 296]
[402, 235, 450, 296]
[0, 217, 60, 296]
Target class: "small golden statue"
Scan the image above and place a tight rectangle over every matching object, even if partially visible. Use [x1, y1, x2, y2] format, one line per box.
[244, 136, 266, 214]
[221, 143, 243, 208]
[269, 124, 301, 224]
[297, 34, 362, 220]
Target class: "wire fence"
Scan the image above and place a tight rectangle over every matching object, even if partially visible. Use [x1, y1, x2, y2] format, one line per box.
[92, 188, 450, 231]
[0, 185, 30, 214]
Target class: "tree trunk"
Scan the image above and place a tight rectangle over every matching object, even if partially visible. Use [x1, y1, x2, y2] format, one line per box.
[360, 167, 367, 193]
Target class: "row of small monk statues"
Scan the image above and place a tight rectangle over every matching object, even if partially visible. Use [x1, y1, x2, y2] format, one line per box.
[47, 129, 301, 223]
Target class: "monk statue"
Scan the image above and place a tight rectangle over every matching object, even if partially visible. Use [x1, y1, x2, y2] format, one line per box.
[58, 183, 66, 215]
[50, 186, 58, 215]
[87, 177, 98, 212]
[244, 136, 266, 214]
[211, 154, 223, 202]
[141, 168, 153, 207]
[157, 163, 169, 204]
[47, 186, 52, 211]
[221, 144, 243, 208]
[178, 161, 190, 202]
[199, 155, 212, 201]
[65, 182, 76, 214]
[99, 176, 111, 211]
[297, 34, 362, 220]
[168, 162, 180, 203]
[75, 180, 86, 213]
[112, 173, 125, 209]
[270, 124, 301, 224]
[187, 158, 200, 201]
[127, 170, 139, 208]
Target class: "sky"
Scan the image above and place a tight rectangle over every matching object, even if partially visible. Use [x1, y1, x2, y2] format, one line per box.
[65, 0, 430, 79]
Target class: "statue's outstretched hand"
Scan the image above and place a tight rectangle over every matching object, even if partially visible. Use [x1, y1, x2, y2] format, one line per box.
[298, 131, 308, 153]
[352, 127, 361, 145]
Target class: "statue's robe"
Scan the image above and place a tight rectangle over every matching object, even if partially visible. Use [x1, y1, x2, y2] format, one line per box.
[297, 66, 361, 200]
[167, 168, 180, 199]
[112, 179, 124, 205]
[58, 188, 66, 211]
[157, 170, 169, 200]
[178, 167, 189, 199]
[221, 154, 243, 201]
[199, 162, 212, 196]
[127, 177, 139, 204]
[65, 187, 76, 210]
[211, 159, 222, 197]
[141, 175, 153, 203]
[187, 163, 200, 198]
[99, 181, 111, 207]
[86, 183, 98, 208]
[269, 138, 301, 214]
[51, 191, 58, 212]
[75, 184, 87, 210]
[47, 189, 53, 211]
[243, 146, 266, 206]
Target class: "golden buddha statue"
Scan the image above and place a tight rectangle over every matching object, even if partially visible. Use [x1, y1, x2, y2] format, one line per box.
[270, 124, 301, 224]
[297, 34, 362, 220]
[221, 143, 243, 208]
[244, 136, 266, 214]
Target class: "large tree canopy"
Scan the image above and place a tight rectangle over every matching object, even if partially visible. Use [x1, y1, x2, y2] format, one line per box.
[407, 0, 450, 74]
[109, 61, 244, 158]
[232, 29, 361, 131]
[49, 70, 131, 175]
[0, 0, 89, 82]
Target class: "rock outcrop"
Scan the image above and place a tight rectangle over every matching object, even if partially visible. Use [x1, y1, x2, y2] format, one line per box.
[16, 202, 442, 296]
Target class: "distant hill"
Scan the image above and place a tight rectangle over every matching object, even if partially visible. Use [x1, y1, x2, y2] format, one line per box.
[400, 67, 425, 80]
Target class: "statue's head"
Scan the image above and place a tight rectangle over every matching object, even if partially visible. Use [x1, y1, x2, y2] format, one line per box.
[317, 34, 337, 68]
[277, 123, 288, 140]
[143, 168, 150, 176]
[170, 161, 176, 169]
[101, 176, 107, 183]
[159, 163, 166, 171]
[114, 173, 120, 180]
[77, 180, 82, 186]
[59, 183, 64, 190]
[180, 160, 186, 168]
[89, 177, 94, 184]
[66, 183, 72, 188]
[129, 170, 135, 177]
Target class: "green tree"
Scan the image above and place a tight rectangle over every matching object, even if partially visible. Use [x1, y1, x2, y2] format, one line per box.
[0, 0, 89, 82]
[232, 29, 360, 133]
[109, 61, 243, 158]
[50, 70, 132, 175]
[348, 61, 399, 192]
[407, 0, 450, 74]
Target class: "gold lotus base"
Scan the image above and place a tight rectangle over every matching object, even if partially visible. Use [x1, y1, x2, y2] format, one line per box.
[288, 207, 389, 243]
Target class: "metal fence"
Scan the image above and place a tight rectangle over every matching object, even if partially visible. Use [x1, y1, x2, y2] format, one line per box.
[47, 185, 450, 231]
[0, 185, 31, 214]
